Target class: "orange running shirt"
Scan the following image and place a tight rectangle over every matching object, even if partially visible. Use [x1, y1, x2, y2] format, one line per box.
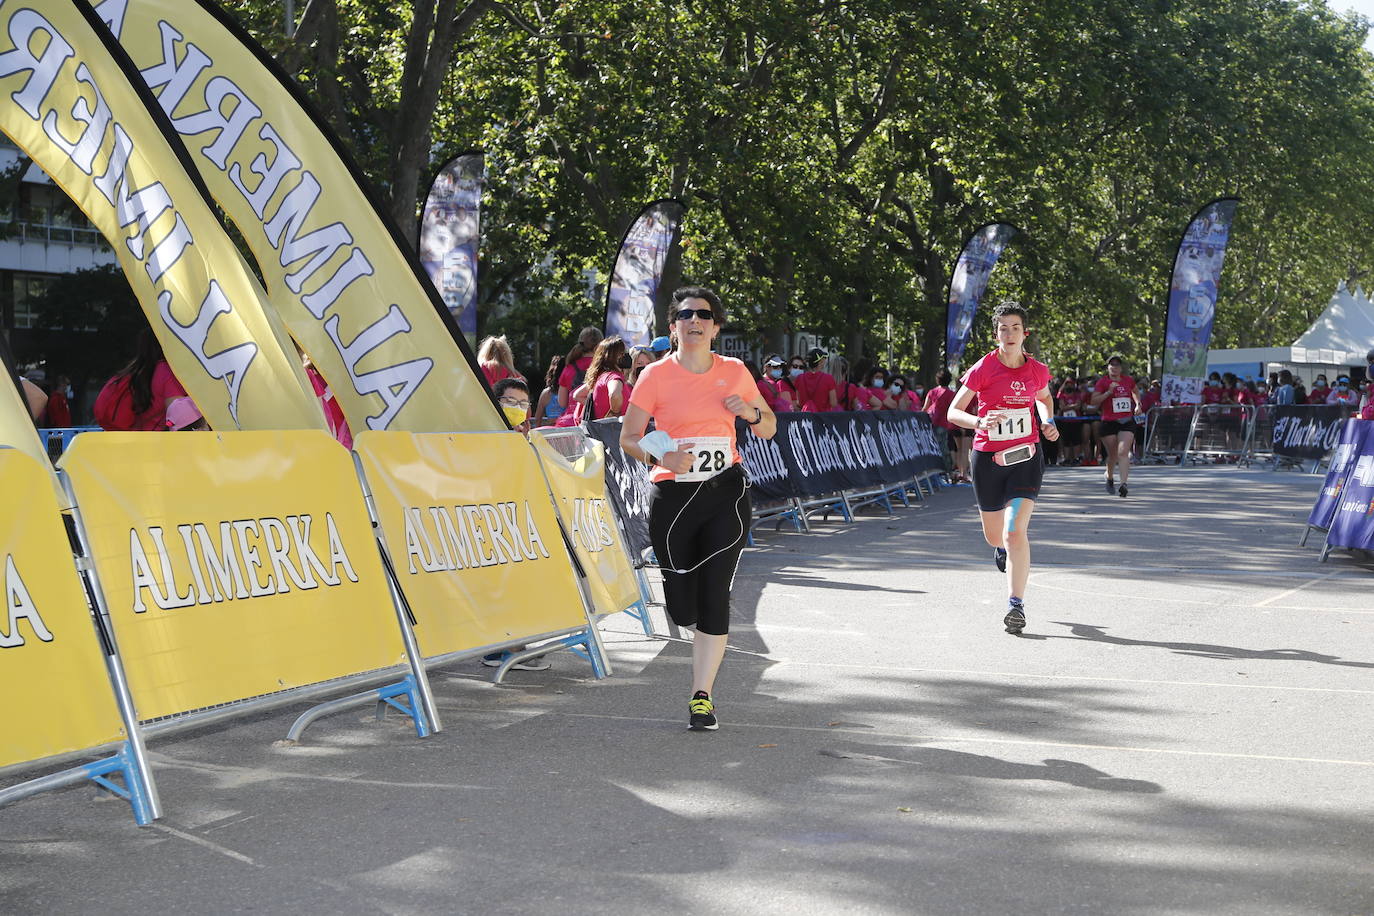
[629, 354, 757, 483]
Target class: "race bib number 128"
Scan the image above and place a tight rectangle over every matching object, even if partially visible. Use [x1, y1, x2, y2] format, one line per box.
[676, 437, 731, 482]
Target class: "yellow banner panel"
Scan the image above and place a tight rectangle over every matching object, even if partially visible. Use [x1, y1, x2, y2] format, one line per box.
[104, 0, 505, 434]
[0, 449, 124, 769]
[353, 431, 585, 658]
[58, 431, 405, 720]
[0, 2, 324, 431]
[530, 436, 641, 616]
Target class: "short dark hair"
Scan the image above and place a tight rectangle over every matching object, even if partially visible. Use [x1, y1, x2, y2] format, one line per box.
[991, 301, 1027, 324]
[493, 377, 528, 398]
[670, 285, 725, 323]
[1279, 369, 1293, 384]
[936, 368, 952, 386]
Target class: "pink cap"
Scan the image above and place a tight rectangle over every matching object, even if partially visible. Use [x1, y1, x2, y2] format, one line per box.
[165, 397, 203, 430]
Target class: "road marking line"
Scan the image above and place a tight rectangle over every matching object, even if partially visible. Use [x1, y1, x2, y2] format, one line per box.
[630, 645, 1374, 693]
[151, 823, 261, 867]
[1026, 571, 1371, 612]
[1254, 571, 1340, 607]
[561, 713, 1374, 768]
[756, 660, 1374, 695]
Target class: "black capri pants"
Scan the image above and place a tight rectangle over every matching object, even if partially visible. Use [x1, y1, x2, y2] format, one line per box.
[649, 464, 751, 636]
[971, 447, 1044, 512]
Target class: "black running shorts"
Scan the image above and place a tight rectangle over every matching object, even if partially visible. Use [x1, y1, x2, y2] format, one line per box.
[1099, 419, 1142, 438]
[971, 447, 1044, 512]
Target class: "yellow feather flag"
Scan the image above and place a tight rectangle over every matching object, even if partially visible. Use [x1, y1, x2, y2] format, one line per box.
[0, 1, 325, 432]
[99, 0, 506, 433]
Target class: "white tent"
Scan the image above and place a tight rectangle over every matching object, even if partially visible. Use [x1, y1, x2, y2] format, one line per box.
[1207, 282, 1374, 381]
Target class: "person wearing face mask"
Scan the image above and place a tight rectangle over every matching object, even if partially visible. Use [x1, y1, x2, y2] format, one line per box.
[857, 368, 901, 409]
[583, 336, 631, 420]
[863, 367, 898, 410]
[1307, 374, 1330, 404]
[757, 354, 793, 412]
[1327, 375, 1360, 408]
[1201, 373, 1226, 406]
[889, 374, 919, 410]
[1360, 378, 1374, 420]
[494, 376, 533, 430]
[795, 347, 839, 412]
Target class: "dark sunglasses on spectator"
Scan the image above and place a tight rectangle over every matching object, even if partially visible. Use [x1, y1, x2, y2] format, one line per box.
[674, 308, 715, 321]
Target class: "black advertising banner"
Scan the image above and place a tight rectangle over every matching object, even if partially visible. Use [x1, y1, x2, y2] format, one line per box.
[1271, 404, 1351, 460]
[588, 412, 947, 559]
[739, 411, 946, 500]
[586, 418, 654, 562]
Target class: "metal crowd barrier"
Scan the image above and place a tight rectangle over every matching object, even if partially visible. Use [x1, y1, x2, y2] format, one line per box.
[534, 426, 667, 639]
[1246, 404, 1276, 467]
[38, 425, 99, 458]
[1142, 406, 1195, 464]
[1182, 404, 1256, 464]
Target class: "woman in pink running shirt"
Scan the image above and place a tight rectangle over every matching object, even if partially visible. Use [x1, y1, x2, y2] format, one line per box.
[947, 303, 1059, 635]
[1089, 355, 1141, 497]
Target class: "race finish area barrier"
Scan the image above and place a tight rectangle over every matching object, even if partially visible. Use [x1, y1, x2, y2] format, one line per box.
[1142, 406, 1195, 464]
[587, 411, 947, 556]
[1269, 404, 1352, 472]
[1301, 420, 1374, 561]
[530, 429, 650, 636]
[0, 448, 158, 825]
[57, 431, 439, 747]
[1182, 404, 1256, 464]
[352, 431, 610, 682]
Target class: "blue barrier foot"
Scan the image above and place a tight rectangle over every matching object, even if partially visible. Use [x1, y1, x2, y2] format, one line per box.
[85, 744, 154, 826]
[377, 676, 431, 738]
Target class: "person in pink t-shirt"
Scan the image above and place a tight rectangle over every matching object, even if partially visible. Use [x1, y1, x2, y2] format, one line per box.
[756, 354, 793, 412]
[477, 335, 524, 389]
[1089, 355, 1141, 497]
[582, 336, 629, 420]
[621, 286, 776, 732]
[794, 348, 839, 412]
[557, 326, 603, 408]
[947, 303, 1059, 636]
[862, 366, 898, 410]
[924, 368, 972, 482]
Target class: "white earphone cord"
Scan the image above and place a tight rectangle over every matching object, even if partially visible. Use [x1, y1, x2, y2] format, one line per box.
[662, 472, 751, 576]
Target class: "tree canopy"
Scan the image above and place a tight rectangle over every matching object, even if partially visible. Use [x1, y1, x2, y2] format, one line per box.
[231, 0, 1374, 380]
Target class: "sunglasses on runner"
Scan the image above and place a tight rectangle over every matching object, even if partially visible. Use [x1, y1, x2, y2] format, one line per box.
[673, 308, 715, 322]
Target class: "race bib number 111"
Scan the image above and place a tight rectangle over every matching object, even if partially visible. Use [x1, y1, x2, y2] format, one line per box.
[988, 409, 1032, 442]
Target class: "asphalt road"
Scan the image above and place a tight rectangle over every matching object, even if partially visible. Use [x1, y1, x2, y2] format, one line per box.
[2, 464, 1371, 915]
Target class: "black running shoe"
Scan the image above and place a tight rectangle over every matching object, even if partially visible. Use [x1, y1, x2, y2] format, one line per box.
[1003, 599, 1026, 634]
[994, 547, 1007, 573]
[688, 691, 718, 731]
[1104, 477, 1115, 494]
[1118, 484, 1128, 498]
